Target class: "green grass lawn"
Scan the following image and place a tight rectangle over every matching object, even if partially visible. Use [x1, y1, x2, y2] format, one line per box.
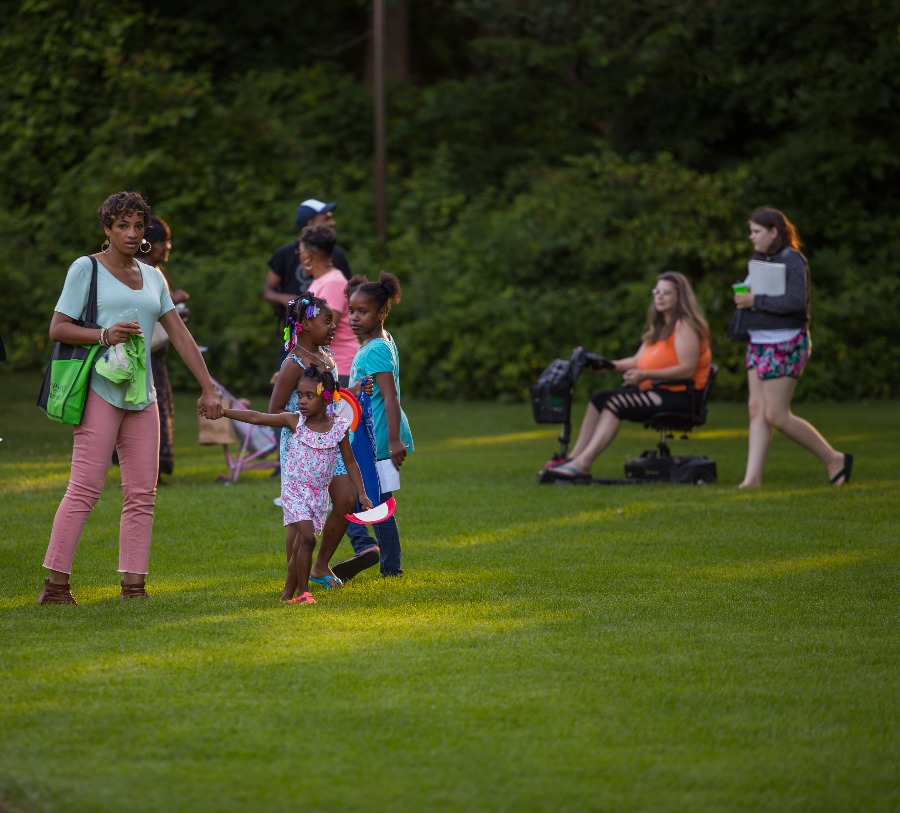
[1, 369, 897, 813]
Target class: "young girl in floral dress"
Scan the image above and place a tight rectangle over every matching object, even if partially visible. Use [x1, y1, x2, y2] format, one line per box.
[209, 364, 372, 605]
[269, 293, 377, 598]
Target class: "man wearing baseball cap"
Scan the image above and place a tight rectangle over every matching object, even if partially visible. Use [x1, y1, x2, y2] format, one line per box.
[262, 198, 353, 353]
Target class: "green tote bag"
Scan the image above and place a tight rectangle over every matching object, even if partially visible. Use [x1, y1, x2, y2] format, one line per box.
[36, 257, 102, 425]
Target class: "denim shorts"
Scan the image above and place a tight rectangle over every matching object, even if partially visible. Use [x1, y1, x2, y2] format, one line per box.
[746, 331, 811, 379]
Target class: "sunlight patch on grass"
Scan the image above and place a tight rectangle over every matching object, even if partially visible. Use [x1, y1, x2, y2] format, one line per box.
[146, 576, 277, 596]
[18, 603, 541, 680]
[437, 507, 630, 547]
[727, 482, 884, 504]
[1, 471, 73, 494]
[729, 484, 852, 501]
[694, 428, 748, 440]
[150, 609, 278, 631]
[0, 595, 49, 611]
[437, 429, 557, 448]
[698, 549, 884, 581]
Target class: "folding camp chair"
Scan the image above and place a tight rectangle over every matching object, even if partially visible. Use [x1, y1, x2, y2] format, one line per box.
[198, 377, 280, 484]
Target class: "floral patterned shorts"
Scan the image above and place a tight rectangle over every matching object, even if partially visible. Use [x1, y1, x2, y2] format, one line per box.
[746, 331, 811, 380]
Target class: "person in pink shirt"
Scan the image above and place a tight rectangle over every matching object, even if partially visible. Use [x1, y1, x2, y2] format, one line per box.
[298, 224, 359, 385]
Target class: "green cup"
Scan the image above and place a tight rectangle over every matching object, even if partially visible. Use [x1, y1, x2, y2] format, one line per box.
[732, 282, 750, 294]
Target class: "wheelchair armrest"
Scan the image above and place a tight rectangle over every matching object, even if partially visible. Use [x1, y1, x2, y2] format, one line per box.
[650, 378, 695, 390]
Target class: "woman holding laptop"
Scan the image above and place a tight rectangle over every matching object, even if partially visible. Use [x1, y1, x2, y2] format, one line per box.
[732, 207, 851, 487]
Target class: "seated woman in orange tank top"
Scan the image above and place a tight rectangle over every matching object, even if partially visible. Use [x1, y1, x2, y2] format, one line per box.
[635, 329, 711, 392]
[550, 271, 711, 480]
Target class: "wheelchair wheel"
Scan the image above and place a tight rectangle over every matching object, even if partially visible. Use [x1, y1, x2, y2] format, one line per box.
[691, 467, 716, 485]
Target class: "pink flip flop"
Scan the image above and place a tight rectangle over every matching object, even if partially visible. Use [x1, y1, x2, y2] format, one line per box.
[288, 592, 317, 605]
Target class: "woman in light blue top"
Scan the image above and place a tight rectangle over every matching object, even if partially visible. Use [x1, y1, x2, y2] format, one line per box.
[38, 191, 223, 605]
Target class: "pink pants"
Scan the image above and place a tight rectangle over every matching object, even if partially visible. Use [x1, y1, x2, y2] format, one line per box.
[43, 388, 160, 575]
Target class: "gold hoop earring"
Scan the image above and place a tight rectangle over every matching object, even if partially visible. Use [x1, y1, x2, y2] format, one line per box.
[139, 239, 151, 254]
[101, 239, 110, 253]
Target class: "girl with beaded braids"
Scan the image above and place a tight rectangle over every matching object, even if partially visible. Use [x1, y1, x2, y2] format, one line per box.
[331, 271, 413, 580]
[209, 363, 372, 605]
[38, 191, 222, 605]
[268, 293, 376, 597]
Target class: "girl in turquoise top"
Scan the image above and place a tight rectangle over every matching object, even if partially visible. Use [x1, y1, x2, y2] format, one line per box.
[340, 272, 412, 577]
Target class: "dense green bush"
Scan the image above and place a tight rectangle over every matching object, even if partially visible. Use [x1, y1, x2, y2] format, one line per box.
[2, 0, 898, 401]
[384, 148, 751, 399]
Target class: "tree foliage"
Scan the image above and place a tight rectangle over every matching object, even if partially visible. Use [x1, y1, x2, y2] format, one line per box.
[1, 0, 898, 399]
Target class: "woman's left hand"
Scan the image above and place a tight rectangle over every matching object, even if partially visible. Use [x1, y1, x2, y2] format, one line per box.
[622, 368, 644, 387]
[734, 292, 754, 309]
[197, 388, 223, 419]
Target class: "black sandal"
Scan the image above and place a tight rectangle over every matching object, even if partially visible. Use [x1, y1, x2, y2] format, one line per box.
[332, 547, 380, 582]
[829, 453, 854, 485]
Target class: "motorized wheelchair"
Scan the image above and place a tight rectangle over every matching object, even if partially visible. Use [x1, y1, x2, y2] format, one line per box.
[530, 346, 718, 485]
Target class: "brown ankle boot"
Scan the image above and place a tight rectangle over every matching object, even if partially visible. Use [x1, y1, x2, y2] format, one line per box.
[119, 579, 151, 599]
[38, 579, 77, 605]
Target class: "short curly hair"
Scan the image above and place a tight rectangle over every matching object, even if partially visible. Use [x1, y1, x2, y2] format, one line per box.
[97, 191, 152, 229]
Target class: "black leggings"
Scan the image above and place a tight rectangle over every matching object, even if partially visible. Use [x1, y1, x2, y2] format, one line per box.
[589, 387, 693, 421]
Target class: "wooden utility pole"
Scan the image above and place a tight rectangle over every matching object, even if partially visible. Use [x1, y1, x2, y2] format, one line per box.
[373, 0, 387, 243]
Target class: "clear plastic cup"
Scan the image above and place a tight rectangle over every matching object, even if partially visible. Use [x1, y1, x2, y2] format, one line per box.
[119, 308, 139, 323]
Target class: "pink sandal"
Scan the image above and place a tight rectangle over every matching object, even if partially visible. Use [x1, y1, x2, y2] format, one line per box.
[288, 592, 317, 605]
